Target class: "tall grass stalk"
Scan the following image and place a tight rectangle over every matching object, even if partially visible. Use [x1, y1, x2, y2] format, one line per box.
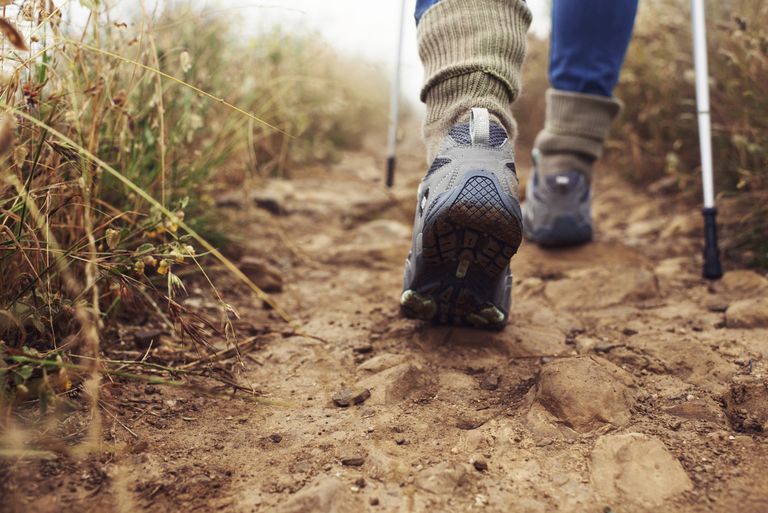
[1, 2, 387, 441]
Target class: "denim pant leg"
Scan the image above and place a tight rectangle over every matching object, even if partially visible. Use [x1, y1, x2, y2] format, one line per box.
[549, 0, 638, 97]
[416, 0, 532, 23]
[415, 0, 441, 23]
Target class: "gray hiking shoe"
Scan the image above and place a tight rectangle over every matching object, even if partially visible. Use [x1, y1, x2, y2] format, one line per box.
[522, 149, 593, 246]
[400, 108, 523, 329]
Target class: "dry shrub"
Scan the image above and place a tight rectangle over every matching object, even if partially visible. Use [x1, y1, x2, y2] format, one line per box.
[612, 0, 768, 266]
[0, 2, 386, 409]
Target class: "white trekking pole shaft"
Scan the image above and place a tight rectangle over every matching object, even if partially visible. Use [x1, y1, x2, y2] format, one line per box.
[386, 0, 407, 187]
[691, 0, 723, 279]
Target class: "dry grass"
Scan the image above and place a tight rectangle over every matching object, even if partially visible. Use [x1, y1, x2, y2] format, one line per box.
[0, 1, 386, 431]
[612, 0, 768, 266]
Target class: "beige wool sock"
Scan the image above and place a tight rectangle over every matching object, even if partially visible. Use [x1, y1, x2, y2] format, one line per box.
[418, 0, 532, 162]
[533, 89, 622, 179]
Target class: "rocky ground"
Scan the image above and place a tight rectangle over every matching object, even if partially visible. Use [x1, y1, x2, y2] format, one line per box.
[3, 127, 768, 513]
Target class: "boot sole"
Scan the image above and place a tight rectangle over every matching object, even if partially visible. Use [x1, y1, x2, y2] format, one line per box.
[522, 204, 593, 247]
[401, 173, 522, 329]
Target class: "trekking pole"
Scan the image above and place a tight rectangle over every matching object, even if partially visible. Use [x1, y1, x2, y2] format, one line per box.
[691, 0, 723, 279]
[386, 0, 407, 187]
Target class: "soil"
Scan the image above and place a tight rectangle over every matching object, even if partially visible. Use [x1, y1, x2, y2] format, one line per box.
[3, 124, 768, 513]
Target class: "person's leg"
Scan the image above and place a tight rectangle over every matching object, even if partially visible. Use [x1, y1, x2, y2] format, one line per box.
[401, 0, 531, 327]
[417, 0, 531, 161]
[523, 0, 638, 246]
[549, 0, 638, 97]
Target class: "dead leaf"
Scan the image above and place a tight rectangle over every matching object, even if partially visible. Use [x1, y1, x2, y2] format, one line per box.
[0, 17, 29, 51]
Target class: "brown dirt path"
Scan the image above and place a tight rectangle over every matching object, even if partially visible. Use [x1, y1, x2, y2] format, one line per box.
[5, 125, 768, 512]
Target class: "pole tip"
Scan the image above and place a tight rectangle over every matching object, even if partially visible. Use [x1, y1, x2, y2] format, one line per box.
[702, 208, 723, 280]
[386, 156, 396, 188]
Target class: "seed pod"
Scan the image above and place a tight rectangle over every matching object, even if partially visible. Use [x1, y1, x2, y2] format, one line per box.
[0, 17, 29, 51]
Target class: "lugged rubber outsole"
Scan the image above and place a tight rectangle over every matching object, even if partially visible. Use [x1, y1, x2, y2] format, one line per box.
[401, 175, 522, 329]
[522, 207, 593, 247]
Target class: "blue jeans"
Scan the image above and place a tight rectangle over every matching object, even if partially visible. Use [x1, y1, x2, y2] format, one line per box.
[415, 0, 638, 97]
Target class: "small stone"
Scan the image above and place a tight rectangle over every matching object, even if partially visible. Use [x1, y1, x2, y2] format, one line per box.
[369, 497, 379, 506]
[252, 192, 285, 215]
[726, 297, 768, 329]
[707, 301, 729, 313]
[270, 433, 283, 443]
[340, 455, 365, 467]
[332, 387, 371, 407]
[354, 477, 366, 488]
[414, 462, 468, 494]
[479, 374, 500, 391]
[134, 328, 164, 349]
[473, 459, 488, 472]
[353, 344, 374, 354]
[238, 256, 283, 292]
[714, 270, 768, 298]
[395, 438, 408, 445]
[144, 384, 160, 395]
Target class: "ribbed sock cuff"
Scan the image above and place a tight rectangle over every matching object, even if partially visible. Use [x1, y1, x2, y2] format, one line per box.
[534, 89, 621, 166]
[418, 0, 531, 161]
[423, 71, 516, 161]
[534, 89, 622, 174]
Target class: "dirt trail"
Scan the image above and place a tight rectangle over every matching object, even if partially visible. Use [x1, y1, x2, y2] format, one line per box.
[7, 126, 768, 513]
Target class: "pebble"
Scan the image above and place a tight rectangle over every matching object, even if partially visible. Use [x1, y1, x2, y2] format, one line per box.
[134, 328, 164, 349]
[480, 374, 500, 391]
[252, 193, 284, 215]
[238, 256, 284, 292]
[473, 459, 488, 472]
[726, 297, 768, 328]
[369, 497, 380, 506]
[340, 455, 365, 467]
[332, 387, 371, 407]
[269, 433, 282, 443]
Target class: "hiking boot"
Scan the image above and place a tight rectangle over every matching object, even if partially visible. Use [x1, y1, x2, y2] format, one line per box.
[522, 149, 593, 247]
[400, 108, 523, 329]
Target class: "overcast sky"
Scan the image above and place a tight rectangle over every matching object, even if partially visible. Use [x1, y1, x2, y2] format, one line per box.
[192, 0, 551, 107]
[56, 0, 551, 108]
